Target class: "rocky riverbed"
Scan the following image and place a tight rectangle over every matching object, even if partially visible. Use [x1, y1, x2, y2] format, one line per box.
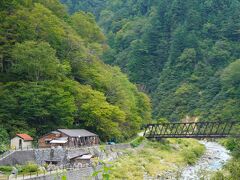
[180, 141, 231, 180]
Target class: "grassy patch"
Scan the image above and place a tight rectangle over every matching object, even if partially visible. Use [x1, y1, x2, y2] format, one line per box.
[0, 162, 40, 175]
[110, 138, 205, 179]
[181, 143, 205, 165]
[19, 162, 39, 173]
[130, 136, 145, 148]
[0, 166, 12, 174]
[211, 159, 240, 180]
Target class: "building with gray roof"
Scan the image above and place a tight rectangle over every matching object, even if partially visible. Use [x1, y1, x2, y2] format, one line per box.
[38, 129, 99, 148]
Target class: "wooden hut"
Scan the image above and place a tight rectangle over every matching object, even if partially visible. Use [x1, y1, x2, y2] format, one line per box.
[38, 129, 99, 148]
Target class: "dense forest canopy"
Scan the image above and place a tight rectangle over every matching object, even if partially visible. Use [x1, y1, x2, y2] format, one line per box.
[63, 0, 240, 123]
[0, 0, 151, 142]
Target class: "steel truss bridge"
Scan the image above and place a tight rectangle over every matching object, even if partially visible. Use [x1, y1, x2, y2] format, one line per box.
[143, 121, 240, 139]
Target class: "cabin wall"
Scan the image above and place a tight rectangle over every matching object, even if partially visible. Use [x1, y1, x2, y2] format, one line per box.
[67, 136, 99, 147]
[11, 137, 32, 150]
[38, 133, 61, 148]
[23, 141, 32, 149]
[38, 131, 100, 148]
[11, 137, 21, 149]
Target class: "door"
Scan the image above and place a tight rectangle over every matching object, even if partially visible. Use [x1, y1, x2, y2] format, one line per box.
[19, 139, 22, 149]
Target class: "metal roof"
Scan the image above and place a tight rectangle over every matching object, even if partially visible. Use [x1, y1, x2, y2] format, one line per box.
[57, 129, 98, 137]
[79, 154, 93, 160]
[68, 151, 88, 160]
[39, 131, 60, 139]
[50, 137, 68, 144]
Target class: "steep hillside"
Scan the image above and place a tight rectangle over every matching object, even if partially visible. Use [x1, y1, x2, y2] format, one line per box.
[0, 0, 151, 143]
[63, 0, 240, 122]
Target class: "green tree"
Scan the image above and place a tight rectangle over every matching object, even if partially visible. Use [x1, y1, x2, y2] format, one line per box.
[70, 11, 105, 43]
[36, 0, 68, 19]
[0, 127, 9, 153]
[72, 83, 126, 141]
[11, 41, 62, 81]
[221, 59, 240, 87]
[0, 0, 151, 141]
[0, 82, 77, 135]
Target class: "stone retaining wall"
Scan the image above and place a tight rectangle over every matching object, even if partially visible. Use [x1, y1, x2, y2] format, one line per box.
[35, 148, 67, 165]
[0, 144, 131, 166]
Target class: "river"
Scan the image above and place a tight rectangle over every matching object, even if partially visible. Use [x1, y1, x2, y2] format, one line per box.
[180, 141, 231, 180]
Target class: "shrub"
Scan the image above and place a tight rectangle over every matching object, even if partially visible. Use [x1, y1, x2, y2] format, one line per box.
[159, 141, 171, 151]
[182, 144, 205, 165]
[130, 136, 145, 148]
[211, 171, 225, 180]
[182, 150, 197, 165]
[223, 138, 238, 151]
[0, 166, 12, 173]
[212, 160, 240, 179]
[21, 162, 38, 173]
[227, 160, 240, 179]
[192, 145, 205, 157]
[61, 175, 67, 180]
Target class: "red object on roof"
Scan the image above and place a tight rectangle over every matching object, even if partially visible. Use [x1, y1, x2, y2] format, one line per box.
[16, 134, 33, 141]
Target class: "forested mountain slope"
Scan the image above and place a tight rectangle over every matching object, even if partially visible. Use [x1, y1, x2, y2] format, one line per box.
[63, 0, 240, 122]
[0, 0, 151, 144]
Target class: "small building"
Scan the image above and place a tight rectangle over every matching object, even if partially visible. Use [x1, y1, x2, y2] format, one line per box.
[69, 153, 94, 167]
[38, 129, 99, 148]
[38, 131, 62, 148]
[11, 134, 33, 150]
[58, 129, 99, 147]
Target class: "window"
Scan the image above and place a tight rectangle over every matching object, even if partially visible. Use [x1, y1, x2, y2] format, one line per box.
[45, 139, 51, 144]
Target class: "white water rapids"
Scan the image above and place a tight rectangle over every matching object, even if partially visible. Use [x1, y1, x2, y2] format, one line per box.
[180, 141, 231, 180]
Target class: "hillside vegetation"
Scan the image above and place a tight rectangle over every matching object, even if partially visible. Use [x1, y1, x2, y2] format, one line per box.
[63, 0, 240, 122]
[212, 138, 240, 179]
[61, 1, 240, 176]
[0, 0, 151, 143]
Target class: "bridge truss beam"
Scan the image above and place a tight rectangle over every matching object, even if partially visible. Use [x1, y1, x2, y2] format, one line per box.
[144, 121, 240, 139]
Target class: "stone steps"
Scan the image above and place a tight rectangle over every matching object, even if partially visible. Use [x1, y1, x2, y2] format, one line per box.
[0, 151, 14, 161]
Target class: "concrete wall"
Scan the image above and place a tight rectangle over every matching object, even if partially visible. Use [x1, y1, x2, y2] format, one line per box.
[11, 137, 32, 150]
[0, 150, 35, 166]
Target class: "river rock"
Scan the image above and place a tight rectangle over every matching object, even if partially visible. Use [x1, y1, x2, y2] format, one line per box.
[180, 141, 231, 180]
